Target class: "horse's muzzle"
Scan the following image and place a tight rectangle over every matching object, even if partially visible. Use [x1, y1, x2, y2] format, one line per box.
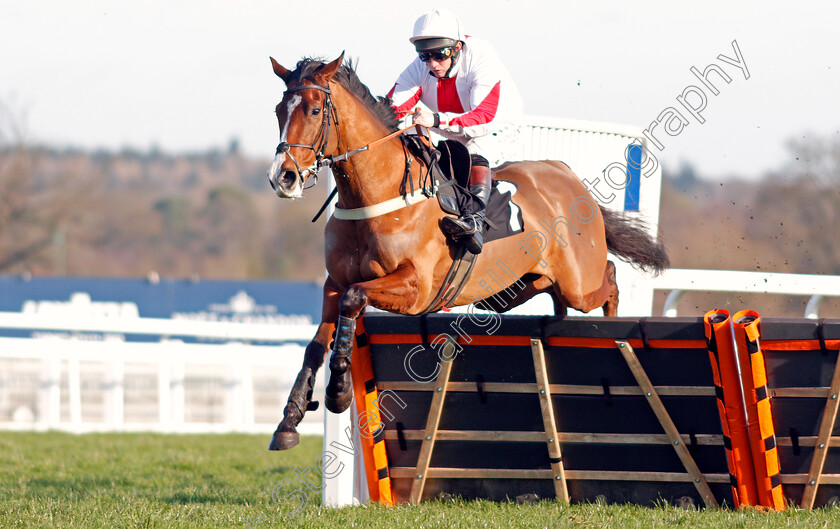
[268, 153, 302, 198]
[273, 170, 301, 198]
[279, 170, 297, 190]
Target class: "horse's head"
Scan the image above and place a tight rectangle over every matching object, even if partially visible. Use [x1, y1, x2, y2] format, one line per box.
[267, 53, 344, 199]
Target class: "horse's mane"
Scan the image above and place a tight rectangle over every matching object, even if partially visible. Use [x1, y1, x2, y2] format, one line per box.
[290, 57, 400, 132]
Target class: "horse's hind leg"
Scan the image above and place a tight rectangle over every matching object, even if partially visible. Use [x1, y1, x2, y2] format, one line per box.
[478, 274, 551, 313]
[551, 292, 568, 316]
[549, 260, 617, 316]
[602, 260, 619, 317]
[478, 273, 569, 316]
[269, 279, 340, 451]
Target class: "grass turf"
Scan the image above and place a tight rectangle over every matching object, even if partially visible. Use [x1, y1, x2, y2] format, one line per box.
[1, 432, 839, 528]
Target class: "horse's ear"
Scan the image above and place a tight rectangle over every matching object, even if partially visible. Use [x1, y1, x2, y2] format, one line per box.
[316, 51, 344, 83]
[270, 57, 291, 83]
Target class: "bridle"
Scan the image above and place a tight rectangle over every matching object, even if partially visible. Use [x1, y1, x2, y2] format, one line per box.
[273, 79, 435, 221]
[274, 80, 421, 192]
[274, 83, 340, 188]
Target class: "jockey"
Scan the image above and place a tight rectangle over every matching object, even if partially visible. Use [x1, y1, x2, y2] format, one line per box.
[388, 8, 524, 254]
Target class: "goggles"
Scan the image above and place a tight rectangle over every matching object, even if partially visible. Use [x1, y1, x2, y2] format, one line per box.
[418, 46, 455, 63]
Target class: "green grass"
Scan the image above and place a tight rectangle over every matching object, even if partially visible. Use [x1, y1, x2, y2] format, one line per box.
[2, 432, 840, 528]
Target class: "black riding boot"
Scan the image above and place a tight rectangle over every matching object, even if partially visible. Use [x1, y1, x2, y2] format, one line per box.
[440, 165, 492, 254]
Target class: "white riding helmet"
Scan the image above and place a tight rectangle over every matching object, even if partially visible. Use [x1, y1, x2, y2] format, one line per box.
[409, 9, 463, 51]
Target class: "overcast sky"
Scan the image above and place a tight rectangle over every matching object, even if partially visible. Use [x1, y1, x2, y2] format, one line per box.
[1, 0, 837, 180]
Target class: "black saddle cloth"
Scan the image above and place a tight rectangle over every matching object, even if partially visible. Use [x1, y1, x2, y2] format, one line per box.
[483, 179, 524, 244]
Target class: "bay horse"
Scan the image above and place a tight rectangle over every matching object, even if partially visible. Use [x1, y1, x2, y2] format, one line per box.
[266, 53, 669, 450]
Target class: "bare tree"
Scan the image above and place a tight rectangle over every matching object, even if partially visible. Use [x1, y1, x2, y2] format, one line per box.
[753, 134, 840, 274]
[0, 102, 102, 274]
[785, 135, 840, 188]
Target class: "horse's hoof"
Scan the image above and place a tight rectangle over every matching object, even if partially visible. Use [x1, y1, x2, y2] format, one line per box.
[325, 389, 353, 414]
[268, 430, 300, 451]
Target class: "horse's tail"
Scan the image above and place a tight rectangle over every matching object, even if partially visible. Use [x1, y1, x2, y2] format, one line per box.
[600, 206, 670, 276]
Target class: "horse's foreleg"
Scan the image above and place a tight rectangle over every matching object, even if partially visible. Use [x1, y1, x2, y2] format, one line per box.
[324, 264, 419, 414]
[269, 279, 340, 451]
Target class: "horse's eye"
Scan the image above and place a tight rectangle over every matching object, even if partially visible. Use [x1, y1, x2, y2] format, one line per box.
[311, 108, 321, 116]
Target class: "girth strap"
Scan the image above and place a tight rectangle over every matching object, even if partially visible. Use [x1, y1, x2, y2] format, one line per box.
[418, 244, 478, 315]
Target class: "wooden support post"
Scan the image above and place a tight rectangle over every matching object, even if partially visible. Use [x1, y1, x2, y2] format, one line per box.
[530, 338, 570, 502]
[409, 354, 454, 504]
[616, 340, 719, 508]
[801, 350, 840, 509]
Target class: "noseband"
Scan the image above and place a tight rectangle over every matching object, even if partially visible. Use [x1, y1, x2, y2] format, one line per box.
[275, 83, 340, 187]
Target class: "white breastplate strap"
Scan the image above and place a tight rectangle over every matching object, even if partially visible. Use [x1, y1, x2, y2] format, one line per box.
[332, 187, 436, 220]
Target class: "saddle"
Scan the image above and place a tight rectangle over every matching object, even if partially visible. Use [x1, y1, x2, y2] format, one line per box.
[401, 134, 523, 245]
[401, 135, 525, 314]
[401, 135, 467, 216]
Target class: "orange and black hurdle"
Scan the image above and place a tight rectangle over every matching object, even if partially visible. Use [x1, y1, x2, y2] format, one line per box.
[703, 310, 758, 507]
[345, 312, 840, 509]
[753, 316, 840, 508]
[731, 310, 785, 510]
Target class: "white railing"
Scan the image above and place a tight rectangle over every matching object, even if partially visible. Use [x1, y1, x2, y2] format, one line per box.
[651, 269, 840, 318]
[0, 311, 315, 342]
[0, 312, 320, 434]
